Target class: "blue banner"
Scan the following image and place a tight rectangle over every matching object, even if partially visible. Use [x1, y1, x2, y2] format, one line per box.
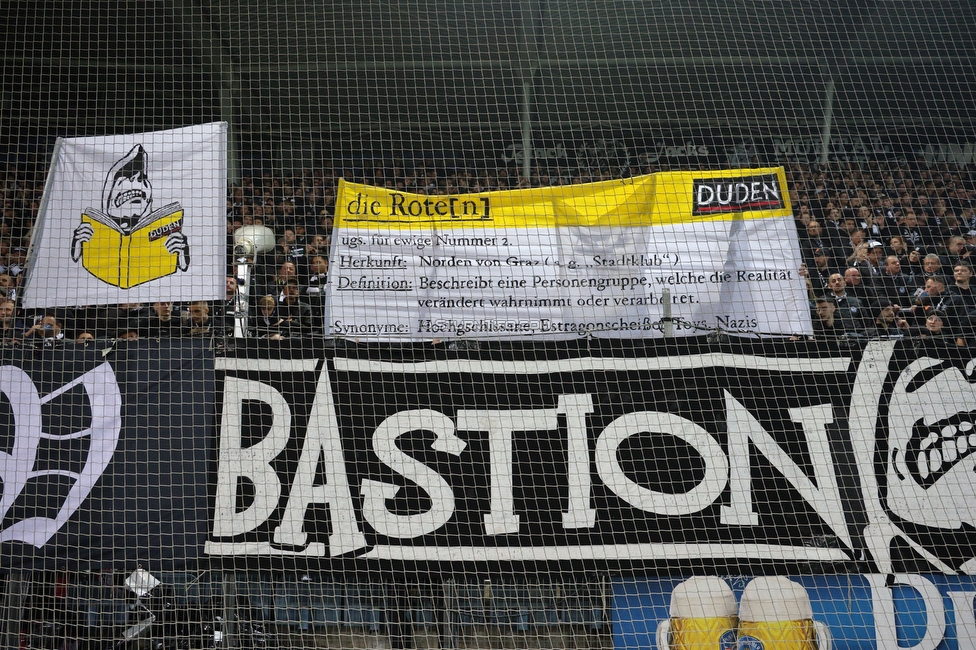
[615, 574, 976, 650]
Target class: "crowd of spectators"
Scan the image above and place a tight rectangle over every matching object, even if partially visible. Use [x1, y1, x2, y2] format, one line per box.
[791, 160, 976, 351]
[1, 156, 976, 346]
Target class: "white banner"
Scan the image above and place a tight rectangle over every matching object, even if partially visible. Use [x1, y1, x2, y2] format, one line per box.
[22, 122, 227, 308]
[326, 169, 812, 340]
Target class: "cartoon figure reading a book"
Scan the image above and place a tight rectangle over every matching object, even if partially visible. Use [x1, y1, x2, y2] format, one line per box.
[70, 144, 190, 289]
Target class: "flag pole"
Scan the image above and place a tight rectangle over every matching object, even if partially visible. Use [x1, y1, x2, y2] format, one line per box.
[232, 226, 276, 338]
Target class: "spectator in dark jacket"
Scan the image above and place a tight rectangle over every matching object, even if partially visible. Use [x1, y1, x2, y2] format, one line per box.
[876, 255, 916, 308]
[826, 273, 868, 335]
[278, 278, 314, 338]
[251, 295, 285, 339]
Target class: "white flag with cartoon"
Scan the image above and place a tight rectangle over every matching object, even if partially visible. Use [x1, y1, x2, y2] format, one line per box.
[22, 122, 227, 308]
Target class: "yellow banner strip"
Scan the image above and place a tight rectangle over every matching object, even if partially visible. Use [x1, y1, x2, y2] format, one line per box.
[334, 167, 792, 230]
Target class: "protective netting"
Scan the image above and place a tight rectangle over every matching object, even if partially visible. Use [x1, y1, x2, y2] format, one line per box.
[3, 2, 976, 649]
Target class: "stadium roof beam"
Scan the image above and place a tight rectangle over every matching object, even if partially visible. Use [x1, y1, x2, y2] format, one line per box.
[221, 55, 971, 74]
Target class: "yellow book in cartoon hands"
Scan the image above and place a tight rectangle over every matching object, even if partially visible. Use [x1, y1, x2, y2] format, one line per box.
[76, 203, 185, 289]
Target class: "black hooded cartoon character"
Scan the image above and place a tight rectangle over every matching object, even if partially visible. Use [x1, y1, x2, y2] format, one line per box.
[70, 145, 189, 288]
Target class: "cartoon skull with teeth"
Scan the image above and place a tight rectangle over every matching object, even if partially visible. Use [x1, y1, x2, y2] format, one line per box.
[881, 349, 976, 571]
[102, 144, 153, 234]
[887, 356, 976, 527]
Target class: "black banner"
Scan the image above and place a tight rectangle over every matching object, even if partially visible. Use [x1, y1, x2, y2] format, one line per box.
[210, 338, 976, 577]
[5, 337, 976, 578]
[0, 339, 213, 573]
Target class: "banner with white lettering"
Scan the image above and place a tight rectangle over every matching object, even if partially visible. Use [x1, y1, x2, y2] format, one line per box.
[21, 122, 227, 309]
[209, 338, 976, 578]
[326, 168, 812, 341]
[6, 335, 974, 579]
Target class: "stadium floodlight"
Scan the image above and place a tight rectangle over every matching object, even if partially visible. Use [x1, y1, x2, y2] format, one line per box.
[233, 225, 276, 263]
[232, 225, 276, 338]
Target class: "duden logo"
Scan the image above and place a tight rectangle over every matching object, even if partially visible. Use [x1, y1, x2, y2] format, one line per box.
[692, 173, 784, 216]
[69, 145, 190, 289]
[0, 363, 122, 548]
